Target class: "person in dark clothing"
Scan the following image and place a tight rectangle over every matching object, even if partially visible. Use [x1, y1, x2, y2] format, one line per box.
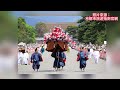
[77, 47, 87, 71]
[60, 52, 66, 69]
[40, 46, 45, 54]
[31, 48, 43, 72]
[51, 49, 61, 71]
[51, 44, 63, 71]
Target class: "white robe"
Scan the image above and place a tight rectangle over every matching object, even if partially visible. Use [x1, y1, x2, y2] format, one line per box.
[18, 52, 24, 64]
[23, 53, 29, 64]
[93, 51, 100, 64]
[89, 48, 93, 59]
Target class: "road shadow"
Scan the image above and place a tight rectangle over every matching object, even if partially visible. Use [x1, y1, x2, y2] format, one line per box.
[38, 69, 65, 72]
[46, 74, 66, 79]
[38, 70, 54, 72]
[82, 74, 96, 79]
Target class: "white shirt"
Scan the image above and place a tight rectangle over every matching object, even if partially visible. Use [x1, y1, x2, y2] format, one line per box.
[93, 51, 100, 58]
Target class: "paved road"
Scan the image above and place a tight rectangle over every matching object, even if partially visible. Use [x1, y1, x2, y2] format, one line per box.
[17, 49, 120, 79]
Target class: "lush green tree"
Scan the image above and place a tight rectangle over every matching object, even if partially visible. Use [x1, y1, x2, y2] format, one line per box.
[77, 19, 106, 45]
[65, 16, 107, 45]
[18, 17, 26, 29]
[65, 26, 78, 38]
[35, 22, 47, 37]
[25, 24, 36, 43]
[81, 11, 120, 45]
[17, 17, 37, 44]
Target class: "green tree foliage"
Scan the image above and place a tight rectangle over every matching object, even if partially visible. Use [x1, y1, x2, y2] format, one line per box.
[81, 11, 120, 45]
[35, 22, 47, 37]
[65, 17, 107, 45]
[66, 26, 78, 39]
[18, 17, 37, 44]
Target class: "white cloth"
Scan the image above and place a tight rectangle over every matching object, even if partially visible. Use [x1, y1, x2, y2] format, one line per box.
[93, 51, 100, 64]
[23, 53, 29, 64]
[18, 52, 24, 64]
[89, 48, 93, 59]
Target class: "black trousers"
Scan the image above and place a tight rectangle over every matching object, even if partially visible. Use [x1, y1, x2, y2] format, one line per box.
[32, 61, 40, 69]
[80, 58, 86, 69]
[53, 59, 60, 68]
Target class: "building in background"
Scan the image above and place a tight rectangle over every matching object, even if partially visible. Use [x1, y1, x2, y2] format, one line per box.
[45, 22, 78, 32]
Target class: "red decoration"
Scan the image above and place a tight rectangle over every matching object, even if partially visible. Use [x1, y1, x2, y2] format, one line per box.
[44, 26, 77, 49]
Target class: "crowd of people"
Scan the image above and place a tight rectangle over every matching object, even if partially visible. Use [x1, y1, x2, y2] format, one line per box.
[18, 43, 106, 72]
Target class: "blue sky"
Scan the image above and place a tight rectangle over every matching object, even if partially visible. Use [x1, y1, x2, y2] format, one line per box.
[12, 11, 82, 26]
[22, 16, 82, 26]
[12, 11, 82, 16]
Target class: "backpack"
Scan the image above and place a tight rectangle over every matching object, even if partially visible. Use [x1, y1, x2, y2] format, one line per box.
[77, 52, 80, 61]
[62, 52, 66, 62]
[84, 52, 89, 60]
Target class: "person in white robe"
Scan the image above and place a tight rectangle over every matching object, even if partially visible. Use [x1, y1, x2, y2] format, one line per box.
[89, 47, 93, 59]
[93, 49, 100, 64]
[23, 51, 29, 65]
[18, 50, 24, 65]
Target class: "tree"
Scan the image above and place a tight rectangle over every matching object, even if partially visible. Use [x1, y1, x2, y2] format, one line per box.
[18, 17, 26, 29]
[35, 22, 47, 37]
[81, 11, 120, 45]
[65, 26, 78, 39]
[17, 17, 37, 44]
[77, 18, 106, 45]
[65, 16, 107, 45]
